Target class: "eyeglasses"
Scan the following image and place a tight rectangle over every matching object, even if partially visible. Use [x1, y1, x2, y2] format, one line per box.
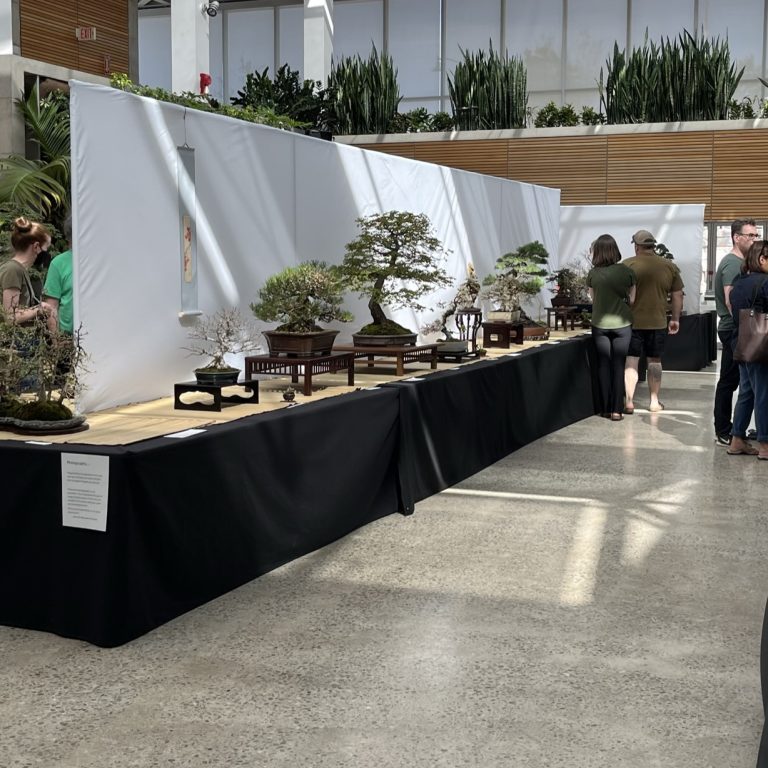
[738, 232, 759, 239]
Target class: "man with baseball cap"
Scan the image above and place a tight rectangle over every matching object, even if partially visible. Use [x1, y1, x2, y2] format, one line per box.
[623, 229, 684, 414]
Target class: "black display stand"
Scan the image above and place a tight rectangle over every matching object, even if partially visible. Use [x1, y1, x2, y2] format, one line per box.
[174, 379, 259, 411]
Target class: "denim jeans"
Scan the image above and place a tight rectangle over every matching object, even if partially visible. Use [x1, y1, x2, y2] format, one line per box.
[735, 361, 768, 443]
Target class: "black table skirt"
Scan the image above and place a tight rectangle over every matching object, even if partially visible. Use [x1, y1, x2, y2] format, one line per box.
[758, 598, 768, 767]
[0, 336, 600, 647]
[661, 311, 718, 370]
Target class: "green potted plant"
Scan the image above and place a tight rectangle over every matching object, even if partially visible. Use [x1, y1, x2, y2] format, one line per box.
[183, 307, 260, 384]
[482, 241, 549, 322]
[337, 210, 453, 346]
[250, 260, 352, 356]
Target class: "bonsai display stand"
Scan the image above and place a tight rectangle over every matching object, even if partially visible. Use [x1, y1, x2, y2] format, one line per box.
[481, 322, 525, 349]
[244, 352, 355, 396]
[546, 306, 578, 331]
[174, 379, 260, 412]
[335, 344, 438, 376]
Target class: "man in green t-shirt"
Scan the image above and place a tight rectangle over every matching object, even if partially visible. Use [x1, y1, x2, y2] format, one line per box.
[713, 219, 758, 445]
[623, 229, 684, 414]
[43, 214, 73, 334]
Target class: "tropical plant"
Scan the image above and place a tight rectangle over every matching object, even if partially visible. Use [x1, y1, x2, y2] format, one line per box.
[250, 261, 352, 333]
[183, 307, 260, 373]
[326, 47, 401, 135]
[599, 30, 743, 124]
[0, 83, 71, 228]
[580, 106, 606, 125]
[231, 64, 331, 130]
[448, 43, 528, 130]
[338, 211, 453, 335]
[482, 241, 549, 311]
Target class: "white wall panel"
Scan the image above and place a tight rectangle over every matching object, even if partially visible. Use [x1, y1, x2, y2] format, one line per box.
[71, 81, 560, 411]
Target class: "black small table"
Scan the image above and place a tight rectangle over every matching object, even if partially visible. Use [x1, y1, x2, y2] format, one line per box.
[335, 344, 438, 376]
[244, 352, 355, 396]
[546, 306, 578, 331]
[174, 379, 259, 412]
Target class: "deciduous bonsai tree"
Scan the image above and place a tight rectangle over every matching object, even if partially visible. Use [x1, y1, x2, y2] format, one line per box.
[250, 260, 352, 332]
[338, 210, 453, 336]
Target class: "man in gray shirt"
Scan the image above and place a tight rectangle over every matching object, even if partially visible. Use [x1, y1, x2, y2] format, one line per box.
[713, 219, 758, 444]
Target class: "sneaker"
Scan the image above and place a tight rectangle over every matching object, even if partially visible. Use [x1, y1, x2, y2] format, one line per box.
[715, 433, 732, 446]
[747, 429, 758, 441]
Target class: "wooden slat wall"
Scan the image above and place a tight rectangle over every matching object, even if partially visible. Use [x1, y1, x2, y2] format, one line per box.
[711, 129, 768, 221]
[507, 136, 607, 204]
[19, 0, 129, 78]
[358, 126, 768, 220]
[606, 133, 713, 218]
[414, 140, 507, 178]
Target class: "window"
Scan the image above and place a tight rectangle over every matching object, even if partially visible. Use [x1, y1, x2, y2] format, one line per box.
[699, 0, 764, 80]
[138, 12, 171, 91]
[388, 0, 441, 100]
[226, 8, 275, 100]
[334, 0, 383, 61]
[279, 5, 304, 75]
[505, 0, 563, 94]
[704, 221, 766, 296]
[630, 0, 695, 48]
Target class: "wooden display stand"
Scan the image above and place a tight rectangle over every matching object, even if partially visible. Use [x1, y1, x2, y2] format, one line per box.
[335, 344, 438, 376]
[244, 352, 355, 396]
[481, 321, 525, 349]
[546, 306, 578, 331]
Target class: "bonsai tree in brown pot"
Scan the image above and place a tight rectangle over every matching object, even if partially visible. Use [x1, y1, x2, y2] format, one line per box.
[250, 260, 352, 356]
[337, 210, 453, 346]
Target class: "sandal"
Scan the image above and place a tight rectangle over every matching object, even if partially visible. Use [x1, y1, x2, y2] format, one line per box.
[623, 404, 635, 415]
[727, 446, 759, 456]
[648, 402, 665, 412]
[610, 413, 624, 421]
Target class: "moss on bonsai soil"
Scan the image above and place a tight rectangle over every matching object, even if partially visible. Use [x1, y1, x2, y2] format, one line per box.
[0, 396, 22, 418]
[15, 401, 73, 421]
[356, 320, 414, 336]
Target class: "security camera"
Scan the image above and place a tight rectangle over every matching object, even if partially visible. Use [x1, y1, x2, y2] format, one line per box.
[203, 0, 219, 17]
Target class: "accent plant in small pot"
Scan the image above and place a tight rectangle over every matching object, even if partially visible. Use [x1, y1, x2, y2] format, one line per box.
[337, 210, 453, 346]
[250, 260, 353, 356]
[183, 307, 261, 385]
[482, 241, 549, 322]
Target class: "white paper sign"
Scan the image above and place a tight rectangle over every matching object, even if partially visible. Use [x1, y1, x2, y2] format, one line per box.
[61, 453, 110, 532]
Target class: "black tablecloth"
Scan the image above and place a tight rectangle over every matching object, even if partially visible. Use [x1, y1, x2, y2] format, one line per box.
[0, 389, 402, 647]
[388, 336, 597, 505]
[661, 311, 717, 370]
[0, 336, 599, 646]
[758, 598, 768, 767]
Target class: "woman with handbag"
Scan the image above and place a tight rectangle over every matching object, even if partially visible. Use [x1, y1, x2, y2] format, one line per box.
[729, 239, 768, 459]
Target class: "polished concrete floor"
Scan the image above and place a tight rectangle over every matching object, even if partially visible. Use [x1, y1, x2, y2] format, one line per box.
[2, 367, 766, 767]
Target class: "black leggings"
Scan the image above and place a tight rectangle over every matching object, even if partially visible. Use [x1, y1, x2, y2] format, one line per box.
[592, 325, 632, 414]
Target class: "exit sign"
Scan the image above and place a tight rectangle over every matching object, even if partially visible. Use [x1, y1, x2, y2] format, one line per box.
[75, 26, 97, 41]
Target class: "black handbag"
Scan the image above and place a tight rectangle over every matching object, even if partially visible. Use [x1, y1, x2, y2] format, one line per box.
[734, 276, 768, 364]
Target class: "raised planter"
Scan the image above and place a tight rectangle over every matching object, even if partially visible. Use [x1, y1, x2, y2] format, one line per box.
[352, 332, 417, 347]
[264, 329, 339, 356]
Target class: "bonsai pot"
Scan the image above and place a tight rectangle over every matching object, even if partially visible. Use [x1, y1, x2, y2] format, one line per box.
[194, 367, 240, 385]
[487, 310, 521, 323]
[551, 294, 573, 307]
[264, 329, 339, 356]
[437, 339, 468, 354]
[352, 332, 417, 347]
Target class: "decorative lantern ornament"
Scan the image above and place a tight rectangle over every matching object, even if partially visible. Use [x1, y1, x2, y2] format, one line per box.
[200, 72, 212, 95]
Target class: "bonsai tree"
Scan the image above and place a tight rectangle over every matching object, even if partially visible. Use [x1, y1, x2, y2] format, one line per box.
[183, 307, 260, 375]
[547, 267, 578, 298]
[0, 308, 87, 423]
[422, 264, 480, 340]
[482, 241, 549, 315]
[338, 210, 453, 336]
[250, 260, 352, 332]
